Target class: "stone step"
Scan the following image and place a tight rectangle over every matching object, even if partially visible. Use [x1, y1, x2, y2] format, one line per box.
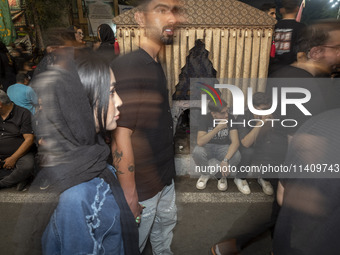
[175, 176, 273, 204]
[0, 176, 273, 204]
[0, 176, 274, 255]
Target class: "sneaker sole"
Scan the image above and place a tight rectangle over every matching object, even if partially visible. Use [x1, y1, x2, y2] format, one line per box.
[196, 179, 208, 190]
[217, 185, 228, 191]
[262, 189, 274, 196]
[196, 184, 207, 190]
[238, 189, 251, 195]
[234, 180, 251, 195]
[258, 179, 273, 196]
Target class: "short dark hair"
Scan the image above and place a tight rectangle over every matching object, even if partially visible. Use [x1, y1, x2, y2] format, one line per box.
[281, 0, 299, 13]
[136, 0, 153, 10]
[0, 90, 11, 104]
[76, 53, 112, 133]
[44, 28, 76, 47]
[67, 25, 77, 32]
[252, 92, 271, 107]
[16, 73, 29, 84]
[260, 3, 276, 12]
[298, 20, 340, 55]
[208, 99, 228, 113]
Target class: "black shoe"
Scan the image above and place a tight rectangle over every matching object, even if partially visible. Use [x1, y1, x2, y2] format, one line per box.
[16, 180, 29, 191]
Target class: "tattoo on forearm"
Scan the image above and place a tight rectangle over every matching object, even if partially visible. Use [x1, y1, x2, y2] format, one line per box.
[112, 149, 134, 174]
[113, 149, 123, 164]
[116, 169, 124, 175]
[128, 165, 135, 173]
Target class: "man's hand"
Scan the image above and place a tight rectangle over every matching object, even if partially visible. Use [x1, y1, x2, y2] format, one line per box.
[3, 156, 17, 169]
[220, 161, 229, 177]
[216, 123, 228, 131]
[125, 191, 144, 221]
[260, 114, 273, 121]
[3, 133, 34, 170]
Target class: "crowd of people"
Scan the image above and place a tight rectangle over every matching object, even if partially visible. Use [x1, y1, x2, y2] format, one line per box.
[0, 0, 339, 254]
[197, 1, 340, 255]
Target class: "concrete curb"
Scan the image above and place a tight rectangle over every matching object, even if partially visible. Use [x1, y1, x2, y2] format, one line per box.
[177, 192, 273, 203]
[0, 192, 56, 203]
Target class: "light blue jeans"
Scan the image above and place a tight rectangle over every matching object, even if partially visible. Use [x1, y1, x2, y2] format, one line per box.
[139, 181, 177, 255]
[42, 176, 124, 255]
[192, 144, 241, 177]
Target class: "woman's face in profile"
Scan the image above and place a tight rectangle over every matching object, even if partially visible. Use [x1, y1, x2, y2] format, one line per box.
[75, 29, 84, 43]
[104, 70, 122, 131]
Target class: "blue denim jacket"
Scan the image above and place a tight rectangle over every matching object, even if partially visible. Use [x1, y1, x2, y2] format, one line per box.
[42, 165, 124, 255]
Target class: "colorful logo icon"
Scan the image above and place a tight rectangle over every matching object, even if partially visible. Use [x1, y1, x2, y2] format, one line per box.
[198, 82, 222, 106]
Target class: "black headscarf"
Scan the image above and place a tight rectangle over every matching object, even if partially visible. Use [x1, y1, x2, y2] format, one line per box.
[14, 48, 139, 255]
[98, 23, 115, 44]
[97, 24, 118, 63]
[0, 41, 16, 91]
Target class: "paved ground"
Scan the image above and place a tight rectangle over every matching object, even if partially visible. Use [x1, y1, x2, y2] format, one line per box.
[145, 176, 274, 255]
[0, 176, 274, 255]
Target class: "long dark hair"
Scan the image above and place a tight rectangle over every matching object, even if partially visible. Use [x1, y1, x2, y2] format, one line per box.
[76, 53, 111, 133]
[98, 24, 115, 44]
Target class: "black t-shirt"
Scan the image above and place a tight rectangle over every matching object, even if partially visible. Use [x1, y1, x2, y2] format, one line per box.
[235, 110, 274, 146]
[268, 66, 340, 135]
[235, 109, 283, 166]
[270, 65, 313, 79]
[274, 19, 306, 66]
[0, 104, 33, 158]
[269, 66, 314, 137]
[235, 110, 254, 143]
[97, 42, 117, 64]
[198, 113, 237, 145]
[274, 109, 340, 255]
[264, 65, 340, 167]
[111, 49, 175, 201]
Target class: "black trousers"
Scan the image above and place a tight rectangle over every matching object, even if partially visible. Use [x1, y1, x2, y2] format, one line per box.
[0, 152, 34, 188]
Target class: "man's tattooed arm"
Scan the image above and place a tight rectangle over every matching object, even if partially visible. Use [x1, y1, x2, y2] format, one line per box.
[113, 149, 135, 175]
[128, 165, 135, 173]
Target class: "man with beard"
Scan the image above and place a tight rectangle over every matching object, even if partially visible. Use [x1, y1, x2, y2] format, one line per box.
[111, 0, 184, 254]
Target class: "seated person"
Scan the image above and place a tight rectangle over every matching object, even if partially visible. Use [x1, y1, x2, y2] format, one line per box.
[7, 73, 38, 115]
[0, 90, 34, 190]
[193, 99, 241, 191]
[235, 92, 274, 195]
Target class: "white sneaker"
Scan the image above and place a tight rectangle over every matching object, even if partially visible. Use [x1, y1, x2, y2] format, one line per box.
[258, 178, 274, 195]
[234, 178, 251, 195]
[196, 175, 210, 190]
[217, 177, 228, 191]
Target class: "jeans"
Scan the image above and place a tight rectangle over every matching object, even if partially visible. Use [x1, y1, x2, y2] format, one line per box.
[139, 181, 177, 255]
[0, 152, 34, 188]
[42, 177, 124, 255]
[236, 146, 254, 179]
[192, 144, 241, 177]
